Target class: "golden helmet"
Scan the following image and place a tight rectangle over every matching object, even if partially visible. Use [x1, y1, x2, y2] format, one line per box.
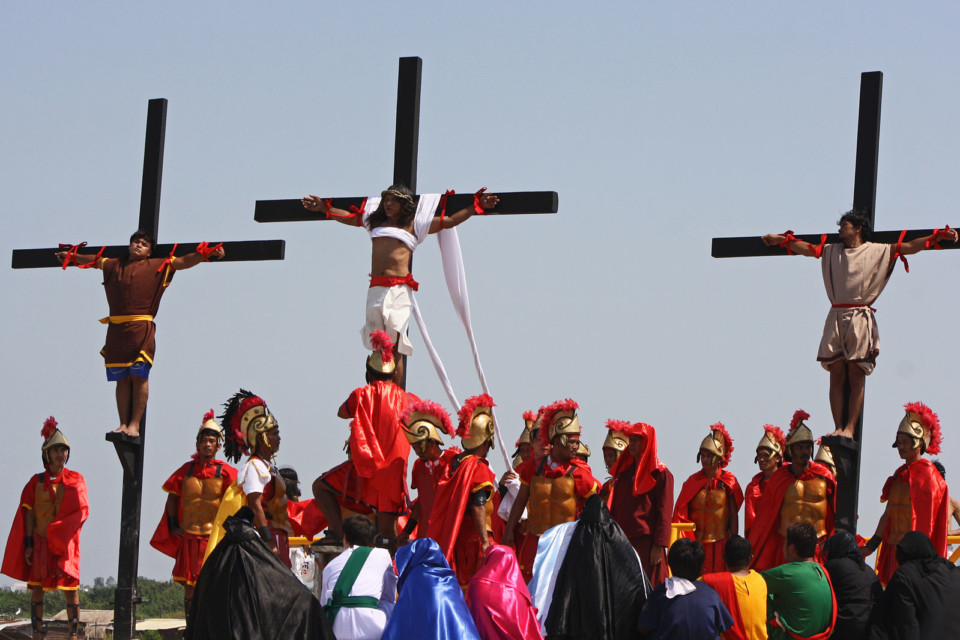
[197, 409, 224, 442]
[697, 422, 733, 466]
[784, 410, 814, 460]
[602, 419, 630, 452]
[539, 399, 581, 448]
[222, 390, 279, 463]
[894, 402, 942, 455]
[402, 399, 454, 447]
[755, 424, 785, 462]
[577, 442, 591, 459]
[366, 330, 396, 375]
[40, 416, 70, 465]
[814, 440, 835, 473]
[457, 394, 497, 451]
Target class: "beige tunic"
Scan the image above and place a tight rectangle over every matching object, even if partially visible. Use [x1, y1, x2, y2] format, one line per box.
[817, 242, 893, 374]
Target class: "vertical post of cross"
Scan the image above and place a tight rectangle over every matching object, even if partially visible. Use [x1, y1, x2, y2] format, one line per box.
[392, 57, 422, 391]
[824, 71, 883, 535]
[112, 97, 166, 640]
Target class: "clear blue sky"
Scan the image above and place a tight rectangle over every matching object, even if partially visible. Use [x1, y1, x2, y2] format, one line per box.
[3, 2, 959, 582]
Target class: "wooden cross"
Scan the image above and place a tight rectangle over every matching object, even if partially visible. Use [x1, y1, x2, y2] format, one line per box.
[710, 71, 958, 535]
[253, 56, 558, 388]
[11, 99, 285, 640]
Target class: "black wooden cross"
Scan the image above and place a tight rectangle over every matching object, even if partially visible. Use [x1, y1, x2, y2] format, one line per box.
[11, 99, 285, 640]
[712, 72, 897, 535]
[254, 57, 558, 388]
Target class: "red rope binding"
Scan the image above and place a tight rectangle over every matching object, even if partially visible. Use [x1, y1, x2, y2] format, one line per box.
[893, 229, 910, 273]
[57, 242, 87, 269]
[811, 234, 827, 259]
[157, 243, 178, 273]
[195, 241, 223, 261]
[438, 190, 455, 229]
[778, 231, 799, 255]
[924, 225, 950, 250]
[473, 187, 488, 215]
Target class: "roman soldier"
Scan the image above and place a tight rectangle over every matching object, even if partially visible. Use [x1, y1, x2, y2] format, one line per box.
[398, 400, 459, 544]
[2, 418, 89, 640]
[150, 411, 237, 618]
[600, 420, 629, 506]
[743, 425, 785, 536]
[748, 410, 836, 570]
[313, 330, 418, 548]
[861, 401, 949, 584]
[672, 423, 744, 573]
[608, 421, 674, 586]
[503, 399, 601, 582]
[512, 411, 539, 469]
[207, 390, 294, 567]
[426, 394, 500, 587]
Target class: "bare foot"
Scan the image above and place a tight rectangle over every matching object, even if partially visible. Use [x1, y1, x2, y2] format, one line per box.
[109, 424, 128, 434]
[828, 428, 845, 437]
[124, 425, 141, 438]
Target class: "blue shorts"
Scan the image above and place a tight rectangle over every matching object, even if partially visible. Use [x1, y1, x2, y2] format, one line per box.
[106, 361, 152, 381]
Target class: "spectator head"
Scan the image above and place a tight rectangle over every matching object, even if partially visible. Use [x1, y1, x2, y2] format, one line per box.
[723, 535, 752, 572]
[784, 522, 818, 561]
[342, 515, 378, 548]
[895, 531, 939, 566]
[933, 459, 946, 479]
[668, 538, 706, 581]
[822, 531, 867, 568]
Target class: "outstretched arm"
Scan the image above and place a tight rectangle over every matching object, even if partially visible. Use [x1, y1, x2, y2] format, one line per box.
[892, 227, 959, 258]
[54, 251, 100, 267]
[761, 233, 817, 257]
[428, 191, 500, 234]
[302, 195, 364, 227]
[171, 245, 225, 271]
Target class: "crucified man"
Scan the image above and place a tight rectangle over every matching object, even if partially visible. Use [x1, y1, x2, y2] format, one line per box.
[762, 210, 956, 438]
[302, 184, 498, 380]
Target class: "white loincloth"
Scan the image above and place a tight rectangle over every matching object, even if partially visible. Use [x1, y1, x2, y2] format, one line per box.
[361, 284, 414, 356]
[817, 242, 894, 375]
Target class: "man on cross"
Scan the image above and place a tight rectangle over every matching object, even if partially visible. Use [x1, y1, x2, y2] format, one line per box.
[762, 210, 957, 438]
[302, 184, 499, 379]
[55, 230, 225, 438]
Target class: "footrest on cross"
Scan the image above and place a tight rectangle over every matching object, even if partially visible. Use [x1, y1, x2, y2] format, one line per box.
[820, 435, 860, 453]
[106, 432, 142, 479]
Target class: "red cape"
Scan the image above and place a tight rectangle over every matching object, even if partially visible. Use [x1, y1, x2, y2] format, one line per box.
[424, 454, 497, 563]
[346, 382, 418, 479]
[2, 469, 88, 582]
[875, 458, 949, 584]
[747, 462, 835, 571]
[149, 458, 238, 558]
[286, 499, 328, 539]
[672, 469, 744, 537]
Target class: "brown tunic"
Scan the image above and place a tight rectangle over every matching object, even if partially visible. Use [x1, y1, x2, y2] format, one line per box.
[100, 256, 173, 367]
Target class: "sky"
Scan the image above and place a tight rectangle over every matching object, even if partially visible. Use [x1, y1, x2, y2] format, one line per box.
[2, 2, 960, 583]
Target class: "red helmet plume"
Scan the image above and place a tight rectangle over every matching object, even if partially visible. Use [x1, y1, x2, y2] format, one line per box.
[709, 422, 734, 467]
[790, 409, 810, 430]
[369, 329, 395, 364]
[538, 399, 579, 448]
[763, 424, 786, 450]
[41, 416, 58, 440]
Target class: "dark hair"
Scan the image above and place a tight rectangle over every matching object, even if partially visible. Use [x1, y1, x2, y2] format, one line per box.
[786, 522, 818, 559]
[365, 364, 396, 383]
[130, 229, 155, 247]
[837, 209, 872, 241]
[342, 515, 378, 547]
[933, 459, 946, 479]
[278, 467, 301, 501]
[668, 538, 705, 581]
[365, 184, 416, 230]
[723, 535, 752, 571]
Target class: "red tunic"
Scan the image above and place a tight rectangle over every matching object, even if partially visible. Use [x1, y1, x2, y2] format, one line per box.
[673, 469, 744, 574]
[341, 381, 419, 513]
[149, 458, 238, 585]
[425, 454, 497, 586]
[743, 471, 766, 537]
[747, 462, 835, 571]
[875, 458, 949, 584]
[99, 256, 173, 367]
[2, 469, 89, 589]
[410, 447, 460, 536]
[608, 454, 674, 586]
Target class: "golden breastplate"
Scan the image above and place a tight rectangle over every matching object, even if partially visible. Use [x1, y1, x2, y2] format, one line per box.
[690, 486, 730, 543]
[181, 475, 225, 536]
[528, 474, 577, 536]
[886, 480, 912, 547]
[267, 476, 294, 535]
[779, 477, 828, 537]
[33, 481, 64, 536]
